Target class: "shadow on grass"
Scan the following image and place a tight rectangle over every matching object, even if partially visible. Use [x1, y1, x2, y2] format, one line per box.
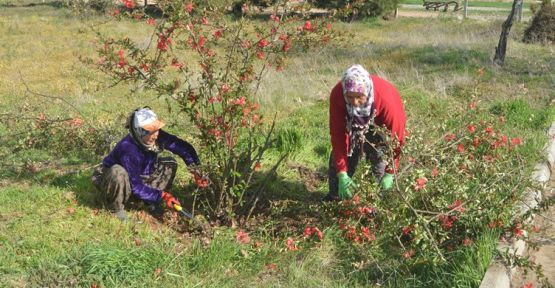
[50, 170, 101, 209]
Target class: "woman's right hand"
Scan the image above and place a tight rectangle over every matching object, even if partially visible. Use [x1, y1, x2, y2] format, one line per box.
[161, 191, 180, 210]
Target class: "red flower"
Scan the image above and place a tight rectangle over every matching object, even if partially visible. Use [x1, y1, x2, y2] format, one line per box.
[472, 137, 480, 147]
[157, 34, 171, 51]
[402, 249, 415, 259]
[510, 137, 522, 146]
[201, 17, 209, 25]
[360, 226, 375, 241]
[266, 263, 277, 270]
[146, 18, 156, 26]
[269, 14, 280, 22]
[193, 173, 209, 188]
[285, 237, 298, 251]
[197, 35, 206, 48]
[469, 101, 477, 109]
[213, 29, 223, 39]
[171, 58, 184, 69]
[402, 226, 412, 235]
[523, 282, 533, 288]
[185, 2, 193, 13]
[282, 40, 292, 52]
[513, 223, 524, 237]
[345, 226, 356, 240]
[304, 226, 313, 238]
[457, 143, 465, 153]
[431, 167, 439, 177]
[444, 134, 456, 142]
[303, 21, 312, 31]
[220, 83, 230, 94]
[414, 177, 427, 191]
[236, 230, 250, 244]
[467, 124, 475, 133]
[352, 194, 360, 204]
[448, 199, 465, 213]
[305, 227, 323, 240]
[485, 126, 494, 135]
[326, 23, 333, 30]
[312, 227, 323, 240]
[233, 97, 246, 106]
[462, 238, 473, 247]
[117, 49, 125, 67]
[256, 51, 265, 60]
[208, 128, 222, 138]
[257, 39, 269, 49]
[438, 214, 455, 230]
[110, 9, 120, 17]
[123, 0, 135, 9]
[140, 63, 149, 72]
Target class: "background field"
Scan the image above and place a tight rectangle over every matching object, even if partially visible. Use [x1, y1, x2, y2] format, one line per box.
[1, 2, 554, 287]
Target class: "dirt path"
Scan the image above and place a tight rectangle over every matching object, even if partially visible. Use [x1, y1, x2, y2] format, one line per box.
[397, 4, 530, 21]
[512, 169, 555, 287]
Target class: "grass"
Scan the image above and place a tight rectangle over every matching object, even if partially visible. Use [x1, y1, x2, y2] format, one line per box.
[1, 3, 554, 287]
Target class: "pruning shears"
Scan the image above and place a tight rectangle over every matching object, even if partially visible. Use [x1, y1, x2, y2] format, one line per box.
[173, 204, 194, 219]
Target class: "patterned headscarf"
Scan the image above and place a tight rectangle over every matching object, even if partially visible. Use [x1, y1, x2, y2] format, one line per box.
[341, 64, 374, 126]
[126, 108, 164, 153]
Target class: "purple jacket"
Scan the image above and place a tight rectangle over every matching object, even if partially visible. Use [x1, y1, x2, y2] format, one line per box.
[102, 130, 200, 203]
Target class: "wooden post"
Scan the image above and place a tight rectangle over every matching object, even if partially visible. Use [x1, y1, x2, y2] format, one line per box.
[463, 0, 468, 19]
[395, 7, 399, 19]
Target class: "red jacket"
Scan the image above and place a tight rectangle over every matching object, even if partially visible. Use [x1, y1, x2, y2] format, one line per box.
[329, 75, 406, 174]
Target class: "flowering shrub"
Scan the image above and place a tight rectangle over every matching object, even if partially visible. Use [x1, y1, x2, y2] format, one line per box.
[324, 96, 528, 269]
[94, 0, 335, 221]
[1, 110, 117, 160]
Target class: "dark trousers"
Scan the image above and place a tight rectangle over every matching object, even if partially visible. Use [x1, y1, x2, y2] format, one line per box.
[328, 128, 388, 197]
[91, 157, 177, 212]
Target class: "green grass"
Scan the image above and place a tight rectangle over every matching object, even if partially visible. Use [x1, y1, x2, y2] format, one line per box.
[1, 3, 554, 287]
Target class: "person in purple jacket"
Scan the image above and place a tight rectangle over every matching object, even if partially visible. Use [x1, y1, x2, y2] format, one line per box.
[92, 107, 201, 221]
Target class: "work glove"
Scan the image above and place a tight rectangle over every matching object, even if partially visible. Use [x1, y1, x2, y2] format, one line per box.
[337, 172, 356, 199]
[161, 191, 181, 210]
[380, 173, 394, 190]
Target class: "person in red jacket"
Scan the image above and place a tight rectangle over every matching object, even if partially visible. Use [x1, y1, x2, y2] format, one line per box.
[324, 64, 407, 201]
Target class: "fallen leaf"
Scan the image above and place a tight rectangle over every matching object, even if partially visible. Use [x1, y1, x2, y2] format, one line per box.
[154, 267, 162, 277]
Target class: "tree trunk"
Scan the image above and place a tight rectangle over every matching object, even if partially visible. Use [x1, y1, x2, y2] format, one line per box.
[493, 0, 523, 66]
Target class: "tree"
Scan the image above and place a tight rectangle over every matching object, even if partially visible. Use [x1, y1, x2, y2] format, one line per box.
[493, 0, 523, 66]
